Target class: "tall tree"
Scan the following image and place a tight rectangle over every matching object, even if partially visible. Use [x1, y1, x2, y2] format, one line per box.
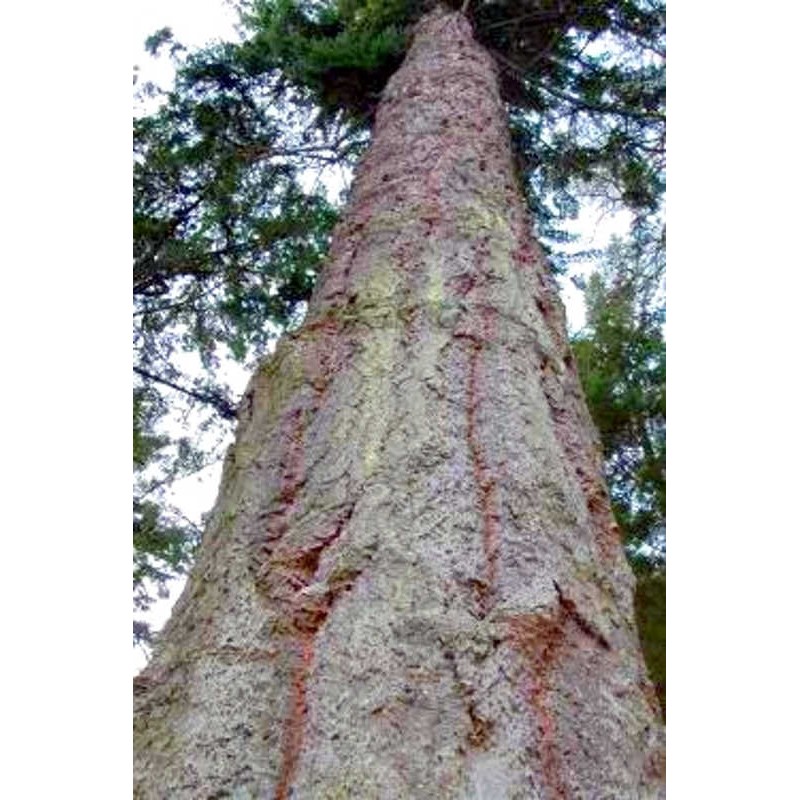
[132, 0, 665, 617]
[134, 6, 665, 797]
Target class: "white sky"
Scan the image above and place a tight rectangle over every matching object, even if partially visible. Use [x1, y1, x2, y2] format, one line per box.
[133, 0, 240, 79]
[131, 0, 632, 673]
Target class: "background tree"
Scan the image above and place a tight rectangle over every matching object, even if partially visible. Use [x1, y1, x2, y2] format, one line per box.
[572, 226, 665, 563]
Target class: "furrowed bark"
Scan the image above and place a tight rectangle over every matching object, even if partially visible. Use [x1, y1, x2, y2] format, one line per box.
[134, 8, 665, 798]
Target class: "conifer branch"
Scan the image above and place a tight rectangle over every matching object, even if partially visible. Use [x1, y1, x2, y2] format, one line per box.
[133, 366, 238, 420]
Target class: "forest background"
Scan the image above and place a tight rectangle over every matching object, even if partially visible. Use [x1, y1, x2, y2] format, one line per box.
[1, 0, 798, 796]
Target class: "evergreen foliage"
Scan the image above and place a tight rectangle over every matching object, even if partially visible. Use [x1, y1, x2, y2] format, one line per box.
[571, 225, 665, 564]
[633, 568, 666, 718]
[133, 385, 210, 644]
[133, 0, 665, 640]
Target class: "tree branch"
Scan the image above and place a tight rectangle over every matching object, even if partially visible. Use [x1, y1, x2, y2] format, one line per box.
[539, 82, 665, 122]
[133, 365, 238, 420]
[483, 9, 572, 31]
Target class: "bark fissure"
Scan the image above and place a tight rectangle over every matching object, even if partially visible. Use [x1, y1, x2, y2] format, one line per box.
[260, 447, 362, 798]
[503, 584, 619, 800]
[460, 236, 502, 620]
[442, 641, 497, 754]
[275, 634, 315, 800]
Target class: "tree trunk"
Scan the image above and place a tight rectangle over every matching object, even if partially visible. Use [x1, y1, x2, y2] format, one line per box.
[134, 8, 665, 799]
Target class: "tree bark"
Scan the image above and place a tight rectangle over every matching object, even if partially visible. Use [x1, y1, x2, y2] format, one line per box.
[134, 8, 665, 799]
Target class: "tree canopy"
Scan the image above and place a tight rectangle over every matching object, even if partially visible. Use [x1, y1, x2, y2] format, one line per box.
[133, 0, 665, 644]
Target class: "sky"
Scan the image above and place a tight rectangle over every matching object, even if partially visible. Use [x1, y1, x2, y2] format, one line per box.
[133, 0, 240, 83]
[131, 0, 635, 673]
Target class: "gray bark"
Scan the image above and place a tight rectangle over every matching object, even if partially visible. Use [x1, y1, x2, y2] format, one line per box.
[134, 8, 665, 799]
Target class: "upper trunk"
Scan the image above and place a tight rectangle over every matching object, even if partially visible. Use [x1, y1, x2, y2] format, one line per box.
[134, 8, 665, 799]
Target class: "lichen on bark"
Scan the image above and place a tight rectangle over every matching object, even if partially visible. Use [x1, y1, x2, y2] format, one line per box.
[134, 8, 665, 799]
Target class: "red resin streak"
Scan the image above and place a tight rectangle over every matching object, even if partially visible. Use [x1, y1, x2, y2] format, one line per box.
[506, 589, 611, 798]
[274, 538, 357, 800]
[407, 101, 502, 610]
[260, 342, 354, 797]
[460, 237, 501, 616]
[465, 338, 500, 615]
[275, 633, 315, 800]
[259, 404, 312, 800]
[506, 612, 572, 800]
